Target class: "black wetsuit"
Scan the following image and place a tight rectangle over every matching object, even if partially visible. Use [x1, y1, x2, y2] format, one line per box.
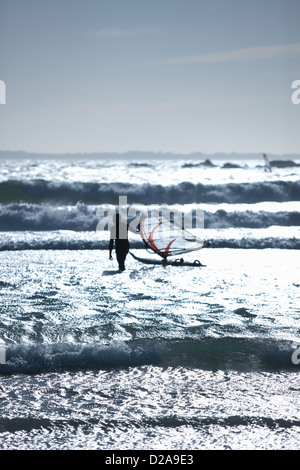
[115, 239, 129, 271]
[109, 220, 130, 271]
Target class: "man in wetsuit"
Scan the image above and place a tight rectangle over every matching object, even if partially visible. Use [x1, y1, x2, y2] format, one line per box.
[109, 213, 139, 271]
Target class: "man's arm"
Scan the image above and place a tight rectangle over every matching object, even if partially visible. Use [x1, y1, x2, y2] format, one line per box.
[109, 239, 114, 259]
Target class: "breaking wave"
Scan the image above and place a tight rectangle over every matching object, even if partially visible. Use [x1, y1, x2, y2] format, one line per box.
[0, 233, 299, 251]
[0, 337, 297, 375]
[0, 203, 299, 231]
[1, 179, 300, 205]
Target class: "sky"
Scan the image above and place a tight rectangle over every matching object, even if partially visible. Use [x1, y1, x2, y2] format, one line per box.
[0, 0, 300, 155]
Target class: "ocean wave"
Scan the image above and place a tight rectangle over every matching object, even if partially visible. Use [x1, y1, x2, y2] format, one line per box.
[0, 179, 299, 204]
[0, 231, 299, 251]
[269, 160, 300, 168]
[182, 159, 300, 169]
[211, 237, 300, 249]
[0, 203, 99, 231]
[205, 209, 300, 228]
[1, 203, 299, 231]
[0, 337, 297, 374]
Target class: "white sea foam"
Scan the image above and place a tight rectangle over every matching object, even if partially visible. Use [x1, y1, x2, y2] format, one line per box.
[0, 157, 299, 450]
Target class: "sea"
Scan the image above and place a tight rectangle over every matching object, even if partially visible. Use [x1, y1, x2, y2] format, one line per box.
[0, 155, 299, 451]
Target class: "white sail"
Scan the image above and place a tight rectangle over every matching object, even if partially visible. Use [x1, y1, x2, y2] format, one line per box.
[140, 213, 207, 259]
[263, 153, 272, 172]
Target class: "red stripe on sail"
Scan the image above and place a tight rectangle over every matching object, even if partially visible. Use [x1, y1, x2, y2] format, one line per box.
[164, 238, 176, 256]
[148, 221, 162, 253]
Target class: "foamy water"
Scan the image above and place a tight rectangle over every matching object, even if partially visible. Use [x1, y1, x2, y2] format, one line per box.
[0, 156, 299, 449]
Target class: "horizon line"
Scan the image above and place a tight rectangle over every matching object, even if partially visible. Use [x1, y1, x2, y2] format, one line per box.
[0, 150, 299, 160]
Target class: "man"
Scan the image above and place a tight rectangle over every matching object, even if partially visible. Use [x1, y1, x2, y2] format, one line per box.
[109, 213, 140, 271]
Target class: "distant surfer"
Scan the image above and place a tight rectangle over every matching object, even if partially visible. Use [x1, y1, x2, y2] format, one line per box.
[263, 153, 272, 172]
[109, 213, 140, 271]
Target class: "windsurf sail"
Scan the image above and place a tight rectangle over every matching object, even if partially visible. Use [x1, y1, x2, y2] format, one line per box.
[140, 212, 208, 259]
[263, 153, 272, 172]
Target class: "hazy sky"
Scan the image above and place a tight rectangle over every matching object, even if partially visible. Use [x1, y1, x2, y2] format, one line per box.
[0, 0, 299, 154]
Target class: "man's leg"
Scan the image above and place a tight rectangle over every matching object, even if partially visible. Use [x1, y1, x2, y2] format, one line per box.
[116, 249, 126, 270]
